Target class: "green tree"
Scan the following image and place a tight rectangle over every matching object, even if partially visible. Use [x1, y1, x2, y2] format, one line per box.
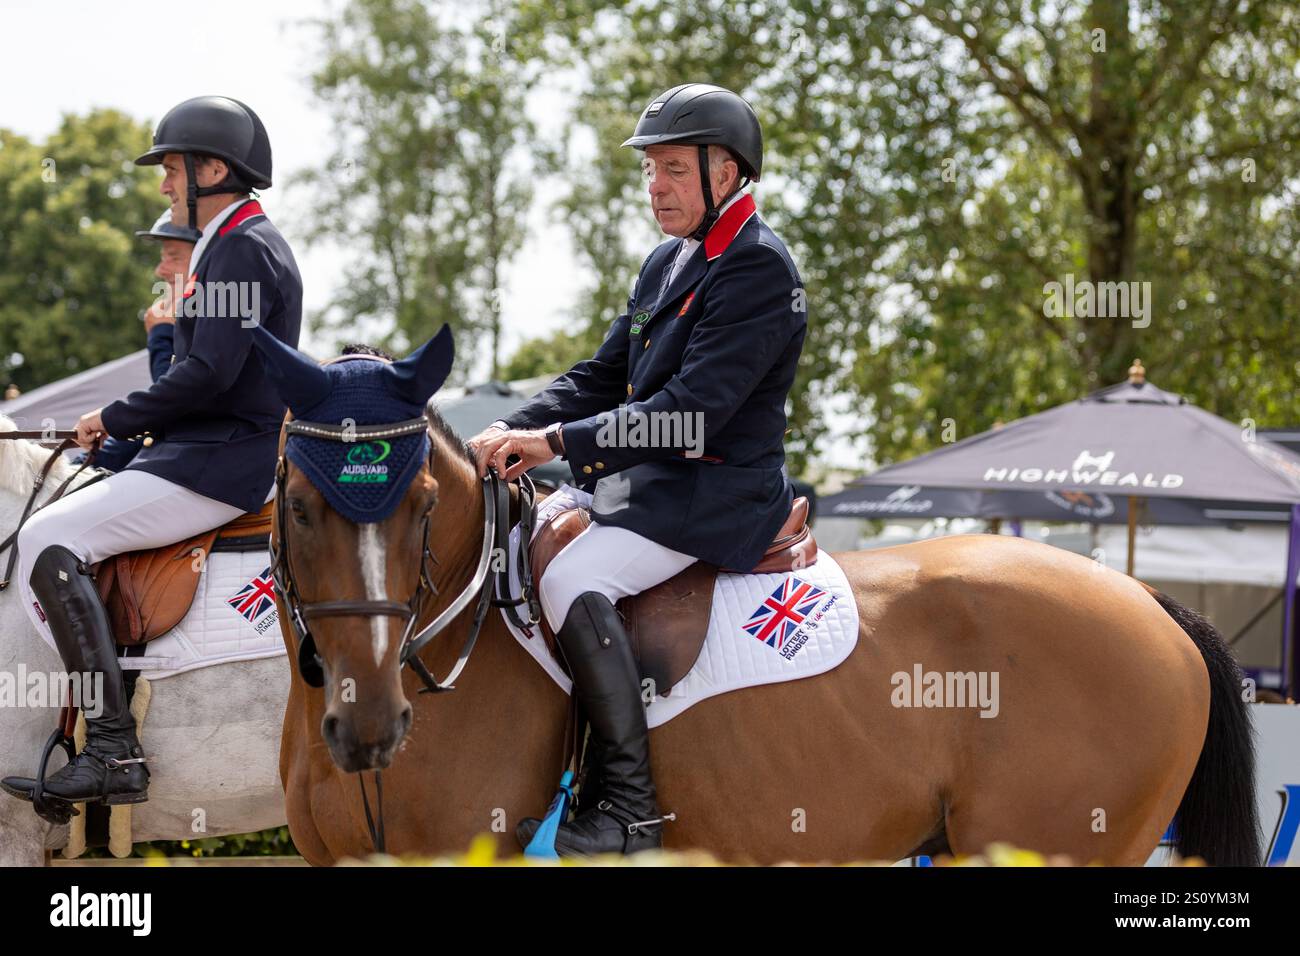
[0, 111, 163, 394]
[303, 0, 537, 379]
[513, 0, 1300, 471]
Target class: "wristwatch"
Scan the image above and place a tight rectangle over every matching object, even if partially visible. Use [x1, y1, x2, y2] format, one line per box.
[544, 421, 566, 458]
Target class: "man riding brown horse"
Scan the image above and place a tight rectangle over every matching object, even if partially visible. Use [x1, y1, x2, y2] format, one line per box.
[469, 83, 807, 856]
[249, 87, 1257, 871]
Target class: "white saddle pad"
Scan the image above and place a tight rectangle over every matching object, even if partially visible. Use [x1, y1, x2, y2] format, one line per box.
[114, 550, 286, 680]
[501, 485, 859, 727]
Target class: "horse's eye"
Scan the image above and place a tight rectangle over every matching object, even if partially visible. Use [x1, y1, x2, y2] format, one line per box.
[289, 499, 309, 525]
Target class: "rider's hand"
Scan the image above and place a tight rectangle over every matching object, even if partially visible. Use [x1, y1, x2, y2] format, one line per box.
[143, 294, 176, 333]
[484, 429, 556, 482]
[468, 423, 510, 477]
[74, 408, 106, 451]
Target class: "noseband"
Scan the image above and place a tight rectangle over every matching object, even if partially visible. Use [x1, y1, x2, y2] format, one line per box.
[270, 413, 542, 696]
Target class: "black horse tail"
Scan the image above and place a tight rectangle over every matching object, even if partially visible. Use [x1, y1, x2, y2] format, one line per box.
[1150, 589, 1261, 866]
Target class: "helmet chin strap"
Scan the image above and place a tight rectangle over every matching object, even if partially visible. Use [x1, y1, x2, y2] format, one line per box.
[689, 145, 719, 242]
[688, 144, 750, 241]
[182, 153, 249, 233]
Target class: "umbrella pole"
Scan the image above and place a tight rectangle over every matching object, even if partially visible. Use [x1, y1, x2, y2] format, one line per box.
[1126, 496, 1139, 577]
[1283, 504, 1300, 701]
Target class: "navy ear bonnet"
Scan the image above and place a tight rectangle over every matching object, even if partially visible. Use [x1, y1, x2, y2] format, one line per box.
[251, 325, 454, 523]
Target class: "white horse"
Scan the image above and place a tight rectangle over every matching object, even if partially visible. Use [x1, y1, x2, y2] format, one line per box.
[0, 419, 287, 865]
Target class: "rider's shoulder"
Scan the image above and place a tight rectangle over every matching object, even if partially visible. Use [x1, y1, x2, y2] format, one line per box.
[203, 219, 285, 272]
[719, 220, 801, 286]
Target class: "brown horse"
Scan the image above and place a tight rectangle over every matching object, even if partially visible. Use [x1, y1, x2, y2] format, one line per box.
[274, 411, 1260, 867]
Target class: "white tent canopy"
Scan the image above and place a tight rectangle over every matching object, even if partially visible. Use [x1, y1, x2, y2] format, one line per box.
[0, 349, 152, 430]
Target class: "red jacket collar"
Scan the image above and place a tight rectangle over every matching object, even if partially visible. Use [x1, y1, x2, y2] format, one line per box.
[703, 193, 757, 260]
[218, 200, 265, 237]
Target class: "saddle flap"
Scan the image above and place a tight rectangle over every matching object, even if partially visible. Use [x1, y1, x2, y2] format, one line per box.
[619, 562, 716, 697]
[95, 530, 218, 645]
[92, 501, 275, 646]
[526, 494, 818, 695]
[528, 505, 713, 696]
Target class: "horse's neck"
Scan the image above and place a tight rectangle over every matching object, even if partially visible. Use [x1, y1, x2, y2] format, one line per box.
[424, 442, 487, 601]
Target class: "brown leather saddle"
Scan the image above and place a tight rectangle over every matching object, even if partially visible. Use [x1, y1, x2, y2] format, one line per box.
[528, 497, 817, 697]
[92, 502, 275, 646]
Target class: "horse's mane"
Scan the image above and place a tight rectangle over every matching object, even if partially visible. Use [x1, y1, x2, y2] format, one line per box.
[0, 414, 77, 497]
[424, 403, 477, 468]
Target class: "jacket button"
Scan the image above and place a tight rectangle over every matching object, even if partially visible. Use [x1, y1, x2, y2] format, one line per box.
[143, 436, 154, 447]
[626, 384, 633, 396]
[582, 465, 593, 475]
[595, 461, 605, 470]
[643, 338, 650, 349]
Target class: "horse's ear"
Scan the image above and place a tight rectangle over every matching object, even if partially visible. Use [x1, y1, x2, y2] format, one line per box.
[250, 325, 333, 416]
[383, 324, 454, 406]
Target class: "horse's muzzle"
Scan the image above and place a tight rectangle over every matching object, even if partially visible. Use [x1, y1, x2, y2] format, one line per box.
[321, 704, 412, 773]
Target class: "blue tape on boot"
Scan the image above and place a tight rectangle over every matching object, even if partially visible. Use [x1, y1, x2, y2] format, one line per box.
[523, 771, 575, 860]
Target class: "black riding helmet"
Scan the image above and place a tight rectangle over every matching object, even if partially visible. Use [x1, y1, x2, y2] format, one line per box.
[135, 96, 273, 233]
[135, 210, 201, 244]
[622, 83, 763, 240]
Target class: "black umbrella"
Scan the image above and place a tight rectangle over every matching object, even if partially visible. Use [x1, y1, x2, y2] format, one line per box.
[823, 483, 1290, 526]
[837, 362, 1300, 694]
[857, 368, 1300, 507]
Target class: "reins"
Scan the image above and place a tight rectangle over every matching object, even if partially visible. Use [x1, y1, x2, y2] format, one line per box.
[0, 431, 105, 591]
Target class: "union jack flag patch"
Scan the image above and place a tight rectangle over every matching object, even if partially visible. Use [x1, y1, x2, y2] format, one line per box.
[742, 576, 827, 649]
[228, 568, 277, 622]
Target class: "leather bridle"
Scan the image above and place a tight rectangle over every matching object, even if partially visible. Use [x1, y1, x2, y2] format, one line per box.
[270, 410, 544, 853]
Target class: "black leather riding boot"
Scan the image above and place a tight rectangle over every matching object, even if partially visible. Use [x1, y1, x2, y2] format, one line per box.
[0, 546, 148, 808]
[517, 592, 666, 856]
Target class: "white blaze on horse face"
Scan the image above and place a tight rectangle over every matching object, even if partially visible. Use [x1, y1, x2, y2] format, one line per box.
[359, 524, 388, 666]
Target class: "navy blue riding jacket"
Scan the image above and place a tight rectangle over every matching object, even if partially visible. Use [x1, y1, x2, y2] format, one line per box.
[504, 195, 807, 571]
[100, 201, 302, 513]
[80, 323, 174, 472]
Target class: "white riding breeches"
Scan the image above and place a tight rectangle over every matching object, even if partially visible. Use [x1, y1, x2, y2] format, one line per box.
[538, 521, 697, 634]
[15, 469, 258, 647]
